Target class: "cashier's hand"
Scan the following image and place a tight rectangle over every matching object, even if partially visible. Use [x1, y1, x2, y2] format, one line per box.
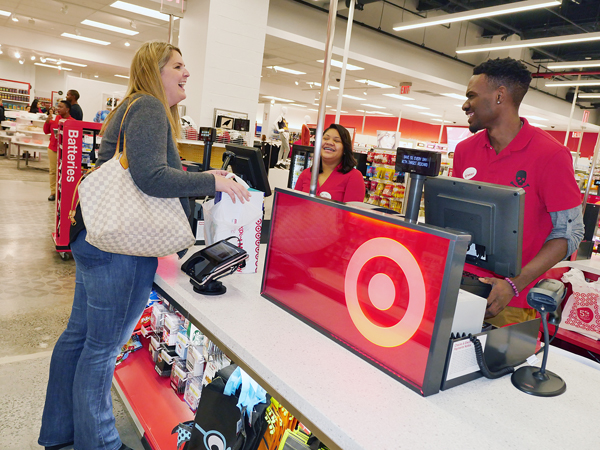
[479, 277, 514, 319]
[214, 174, 251, 204]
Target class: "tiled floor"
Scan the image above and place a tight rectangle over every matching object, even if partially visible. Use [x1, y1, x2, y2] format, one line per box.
[0, 155, 143, 449]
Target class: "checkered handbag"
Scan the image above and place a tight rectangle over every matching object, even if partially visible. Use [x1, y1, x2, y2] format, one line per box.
[76, 99, 195, 257]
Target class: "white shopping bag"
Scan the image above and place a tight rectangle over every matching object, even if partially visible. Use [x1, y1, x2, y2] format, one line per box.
[561, 268, 600, 340]
[203, 175, 264, 273]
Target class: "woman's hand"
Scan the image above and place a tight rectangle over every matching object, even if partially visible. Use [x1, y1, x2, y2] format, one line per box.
[205, 169, 231, 178]
[214, 175, 251, 204]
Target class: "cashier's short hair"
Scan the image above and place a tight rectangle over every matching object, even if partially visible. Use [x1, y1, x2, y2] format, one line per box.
[59, 100, 71, 112]
[473, 58, 532, 106]
[324, 124, 356, 174]
[67, 90, 80, 100]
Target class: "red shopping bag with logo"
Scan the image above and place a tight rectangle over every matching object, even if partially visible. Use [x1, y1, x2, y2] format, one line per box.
[561, 268, 600, 340]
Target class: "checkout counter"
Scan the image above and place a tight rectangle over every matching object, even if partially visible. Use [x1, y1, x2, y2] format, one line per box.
[141, 189, 600, 450]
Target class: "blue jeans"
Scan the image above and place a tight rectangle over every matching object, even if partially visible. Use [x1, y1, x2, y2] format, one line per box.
[39, 230, 158, 450]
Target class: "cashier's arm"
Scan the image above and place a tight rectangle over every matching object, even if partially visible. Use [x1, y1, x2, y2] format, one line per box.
[480, 206, 584, 318]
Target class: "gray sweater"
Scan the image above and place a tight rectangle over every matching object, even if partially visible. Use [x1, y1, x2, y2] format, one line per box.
[97, 94, 215, 216]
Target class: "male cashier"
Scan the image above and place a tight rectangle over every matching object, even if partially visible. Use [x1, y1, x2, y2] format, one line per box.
[453, 57, 584, 326]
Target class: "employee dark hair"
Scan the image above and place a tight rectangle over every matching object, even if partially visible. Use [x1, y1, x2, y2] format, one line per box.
[324, 123, 356, 174]
[29, 99, 39, 113]
[59, 100, 71, 112]
[67, 89, 80, 101]
[472, 58, 532, 106]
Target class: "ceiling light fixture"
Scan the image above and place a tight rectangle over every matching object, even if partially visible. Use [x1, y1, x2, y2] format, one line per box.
[11, 14, 18, 22]
[30, 56, 36, 61]
[110, 1, 170, 21]
[40, 57, 46, 63]
[548, 59, 600, 69]
[361, 103, 386, 109]
[383, 93, 415, 101]
[420, 112, 442, 117]
[35, 62, 72, 71]
[262, 95, 294, 102]
[456, 31, 600, 54]
[0, 50, 3, 55]
[124, 42, 130, 47]
[44, 58, 87, 67]
[355, 79, 394, 89]
[405, 104, 429, 109]
[0, 10, 11, 17]
[14, 51, 20, 58]
[19, 59, 24, 64]
[267, 66, 306, 75]
[308, 108, 319, 112]
[289, 103, 307, 107]
[529, 122, 548, 128]
[81, 19, 139, 36]
[431, 119, 453, 123]
[61, 33, 111, 45]
[545, 80, 600, 87]
[115, 74, 130, 78]
[343, 94, 366, 100]
[441, 93, 468, 100]
[317, 59, 364, 71]
[578, 93, 600, 98]
[393, 0, 560, 31]
[295, 81, 299, 85]
[94, 74, 99, 78]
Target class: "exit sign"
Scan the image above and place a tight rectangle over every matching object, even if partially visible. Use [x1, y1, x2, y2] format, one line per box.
[400, 85, 411, 95]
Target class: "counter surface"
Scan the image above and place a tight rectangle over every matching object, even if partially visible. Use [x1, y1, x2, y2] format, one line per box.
[154, 247, 600, 450]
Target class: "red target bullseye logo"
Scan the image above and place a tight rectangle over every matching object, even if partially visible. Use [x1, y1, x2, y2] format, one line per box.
[344, 237, 426, 348]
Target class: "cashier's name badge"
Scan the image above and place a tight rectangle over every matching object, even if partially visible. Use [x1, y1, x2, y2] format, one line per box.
[319, 192, 332, 199]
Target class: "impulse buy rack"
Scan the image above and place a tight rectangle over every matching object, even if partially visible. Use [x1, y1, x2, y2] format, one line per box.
[52, 119, 102, 260]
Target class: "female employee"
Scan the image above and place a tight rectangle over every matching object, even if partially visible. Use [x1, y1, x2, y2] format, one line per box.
[38, 41, 249, 450]
[294, 124, 365, 202]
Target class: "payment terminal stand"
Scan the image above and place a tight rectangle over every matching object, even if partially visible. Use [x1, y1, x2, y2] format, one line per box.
[395, 148, 442, 223]
[199, 127, 217, 171]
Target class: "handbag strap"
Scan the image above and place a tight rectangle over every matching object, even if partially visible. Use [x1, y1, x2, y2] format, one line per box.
[114, 97, 141, 169]
[68, 96, 141, 225]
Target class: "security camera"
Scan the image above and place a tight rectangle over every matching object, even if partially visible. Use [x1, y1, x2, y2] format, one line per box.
[336, 78, 341, 82]
[551, 125, 555, 128]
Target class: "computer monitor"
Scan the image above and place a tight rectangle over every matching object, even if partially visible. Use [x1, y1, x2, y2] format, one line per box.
[224, 144, 272, 197]
[423, 177, 525, 278]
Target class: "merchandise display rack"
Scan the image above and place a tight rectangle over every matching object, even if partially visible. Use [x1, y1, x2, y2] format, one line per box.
[0, 78, 32, 111]
[52, 119, 102, 259]
[114, 334, 194, 450]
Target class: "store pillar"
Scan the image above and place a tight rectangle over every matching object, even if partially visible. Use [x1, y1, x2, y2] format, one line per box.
[178, 0, 269, 137]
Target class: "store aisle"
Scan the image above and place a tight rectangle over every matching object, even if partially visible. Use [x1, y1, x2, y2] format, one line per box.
[0, 158, 143, 449]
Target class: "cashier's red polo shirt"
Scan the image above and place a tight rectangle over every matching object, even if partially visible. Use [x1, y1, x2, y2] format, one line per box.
[453, 118, 581, 308]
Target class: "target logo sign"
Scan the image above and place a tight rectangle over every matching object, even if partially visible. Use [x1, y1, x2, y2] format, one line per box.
[345, 238, 426, 348]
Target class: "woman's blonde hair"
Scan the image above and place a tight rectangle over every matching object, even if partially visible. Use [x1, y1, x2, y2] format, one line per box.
[101, 41, 182, 143]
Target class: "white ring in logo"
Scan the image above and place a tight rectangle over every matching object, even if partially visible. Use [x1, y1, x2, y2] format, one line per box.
[463, 167, 477, 180]
[344, 237, 426, 348]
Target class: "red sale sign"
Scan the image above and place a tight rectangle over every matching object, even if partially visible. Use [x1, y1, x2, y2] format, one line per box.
[261, 190, 469, 396]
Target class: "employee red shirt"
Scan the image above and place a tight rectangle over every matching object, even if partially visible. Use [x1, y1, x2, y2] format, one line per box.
[43, 115, 72, 152]
[295, 165, 365, 203]
[453, 118, 581, 308]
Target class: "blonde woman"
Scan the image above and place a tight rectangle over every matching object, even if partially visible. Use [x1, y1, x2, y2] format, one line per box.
[39, 42, 249, 450]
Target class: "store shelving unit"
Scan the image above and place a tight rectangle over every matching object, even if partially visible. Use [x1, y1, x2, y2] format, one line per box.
[114, 335, 194, 450]
[52, 119, 102, 259]
[0, 78, 32, 111]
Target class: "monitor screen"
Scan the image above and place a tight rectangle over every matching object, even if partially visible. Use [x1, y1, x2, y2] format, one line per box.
[224, 144, 272, 197]
[423, 177, 525, 278]
[234, 118, 250, 132]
